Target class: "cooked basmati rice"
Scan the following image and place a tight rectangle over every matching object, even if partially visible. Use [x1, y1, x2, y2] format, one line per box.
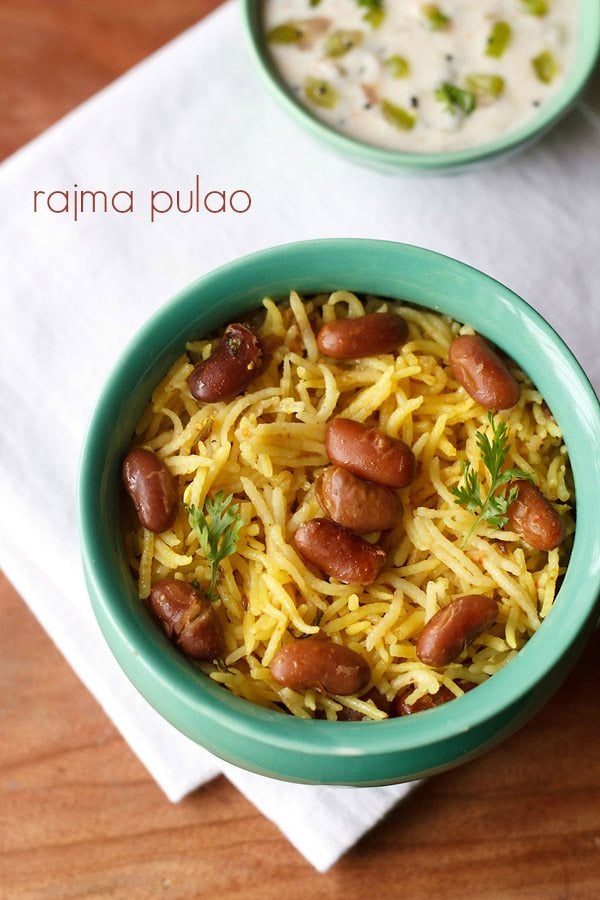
[123, 292, 574, 720]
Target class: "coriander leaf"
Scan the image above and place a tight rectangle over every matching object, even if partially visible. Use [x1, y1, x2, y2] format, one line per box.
[356, 0, 385, 27]
[435, 82, 476, 115]
[421, 4, 451, 30]
[451, 413, 533, 545]
[186, 491, 243, 601]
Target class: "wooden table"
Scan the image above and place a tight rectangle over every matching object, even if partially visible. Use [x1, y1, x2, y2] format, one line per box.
[1, 3, 599, 896]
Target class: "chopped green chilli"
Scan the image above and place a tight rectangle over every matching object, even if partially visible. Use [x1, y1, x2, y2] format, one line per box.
[520, 0, 549, 16]
[486, 21, 512, 58]
[465, 74, 505, 101]
[325, 29, 363, 57]
[267, 22, 304, 44]
[304, 77, 339, 109]
[386, 55, 411, 78]
[532, 50, 559, 83]
[382, 99, 416, 131]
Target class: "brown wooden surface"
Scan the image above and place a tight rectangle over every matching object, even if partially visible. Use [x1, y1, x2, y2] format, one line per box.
[1, 2, 600, 897]
[0, 0, 222, 159]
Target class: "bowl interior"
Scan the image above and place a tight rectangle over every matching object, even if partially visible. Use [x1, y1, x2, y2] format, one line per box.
[79, 240, 600, 781]
[241, 1, 600, 172]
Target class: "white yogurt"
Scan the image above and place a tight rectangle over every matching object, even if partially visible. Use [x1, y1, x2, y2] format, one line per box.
[263, 0, 576, 152]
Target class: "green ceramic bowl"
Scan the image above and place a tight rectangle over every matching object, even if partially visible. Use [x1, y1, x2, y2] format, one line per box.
[79, 240, 600, 785]
[241, 1, 600, 174]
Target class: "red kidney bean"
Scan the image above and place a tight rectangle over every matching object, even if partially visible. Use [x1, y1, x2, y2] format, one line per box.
[334, 707, 364, 721]
[326, 418, 416, 489]
[187, 323, 263, 402]
[293, 518, 386, 584]
[416, 595, 499, 667]
[362, 686, 393, 715]
[122, 447, 178, 533]
[316, 466, 402, 533]
[316, 312, 408, 359]
[506, 479, 565, 551]
[149, 579, 223, 660]
[392, 680, 474, 716]
[393, 684, 456, 716]
[270, 637, 371, 695]
[448, 333, 520, 410]
[334, 687, 394, 720]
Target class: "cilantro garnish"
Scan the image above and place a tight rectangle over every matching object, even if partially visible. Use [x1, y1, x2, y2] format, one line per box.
[451, 413, 533, 545]
[186, 492, 243, 601]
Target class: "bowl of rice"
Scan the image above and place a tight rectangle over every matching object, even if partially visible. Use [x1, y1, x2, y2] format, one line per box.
[79, 239, 600, 785]
[241, 0, 600, 173]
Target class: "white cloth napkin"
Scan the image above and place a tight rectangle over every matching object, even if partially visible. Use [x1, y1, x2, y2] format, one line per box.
[1, 0, 598, 873]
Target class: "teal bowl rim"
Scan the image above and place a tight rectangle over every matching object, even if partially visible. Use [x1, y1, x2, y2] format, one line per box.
[78, 239, 600, 772]
[240, 1, 600, 172]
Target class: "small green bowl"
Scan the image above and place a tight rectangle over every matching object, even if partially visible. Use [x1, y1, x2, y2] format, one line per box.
[241, 1, 600, 174]
[79, 240, 600, 785]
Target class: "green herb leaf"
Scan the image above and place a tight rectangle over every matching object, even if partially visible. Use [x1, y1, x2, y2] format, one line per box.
[356, 0, 385, 27]
[435, 82, 476, 115]
[451, 413, 533, 545]
[420, 4, 451, 31]
[186, 492, 243, 601]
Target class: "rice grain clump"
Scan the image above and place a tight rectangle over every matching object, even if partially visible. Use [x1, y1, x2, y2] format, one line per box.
[123, 292, 574, 721]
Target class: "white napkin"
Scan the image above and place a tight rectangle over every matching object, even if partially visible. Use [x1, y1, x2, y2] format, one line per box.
[1, 0, 598, 873]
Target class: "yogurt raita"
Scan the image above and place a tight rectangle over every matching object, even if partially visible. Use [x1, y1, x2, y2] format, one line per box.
[263, 0, 576, 152]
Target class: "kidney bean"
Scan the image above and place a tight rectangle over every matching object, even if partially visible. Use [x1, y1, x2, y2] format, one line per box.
[149, 579, 223, 660]
[270, 637, 371, 695]
[334, 707, 364, 721]
[316, 466, 402, 533]
[506, 479, 565, 551]
[448, 333, 520, 410]
[187, 323, 263, 403]
[392, 680, 474, 716]
[362, 686, 394, 715]
[316, 312, 408, 359]
[416, 595, 499, 667]
[334, 687, 394, 720]
[122, 447, 178, 533]
[393, 684, 456, 716]
[326, 418, 415, 489]
[293, 518, 386, 584]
